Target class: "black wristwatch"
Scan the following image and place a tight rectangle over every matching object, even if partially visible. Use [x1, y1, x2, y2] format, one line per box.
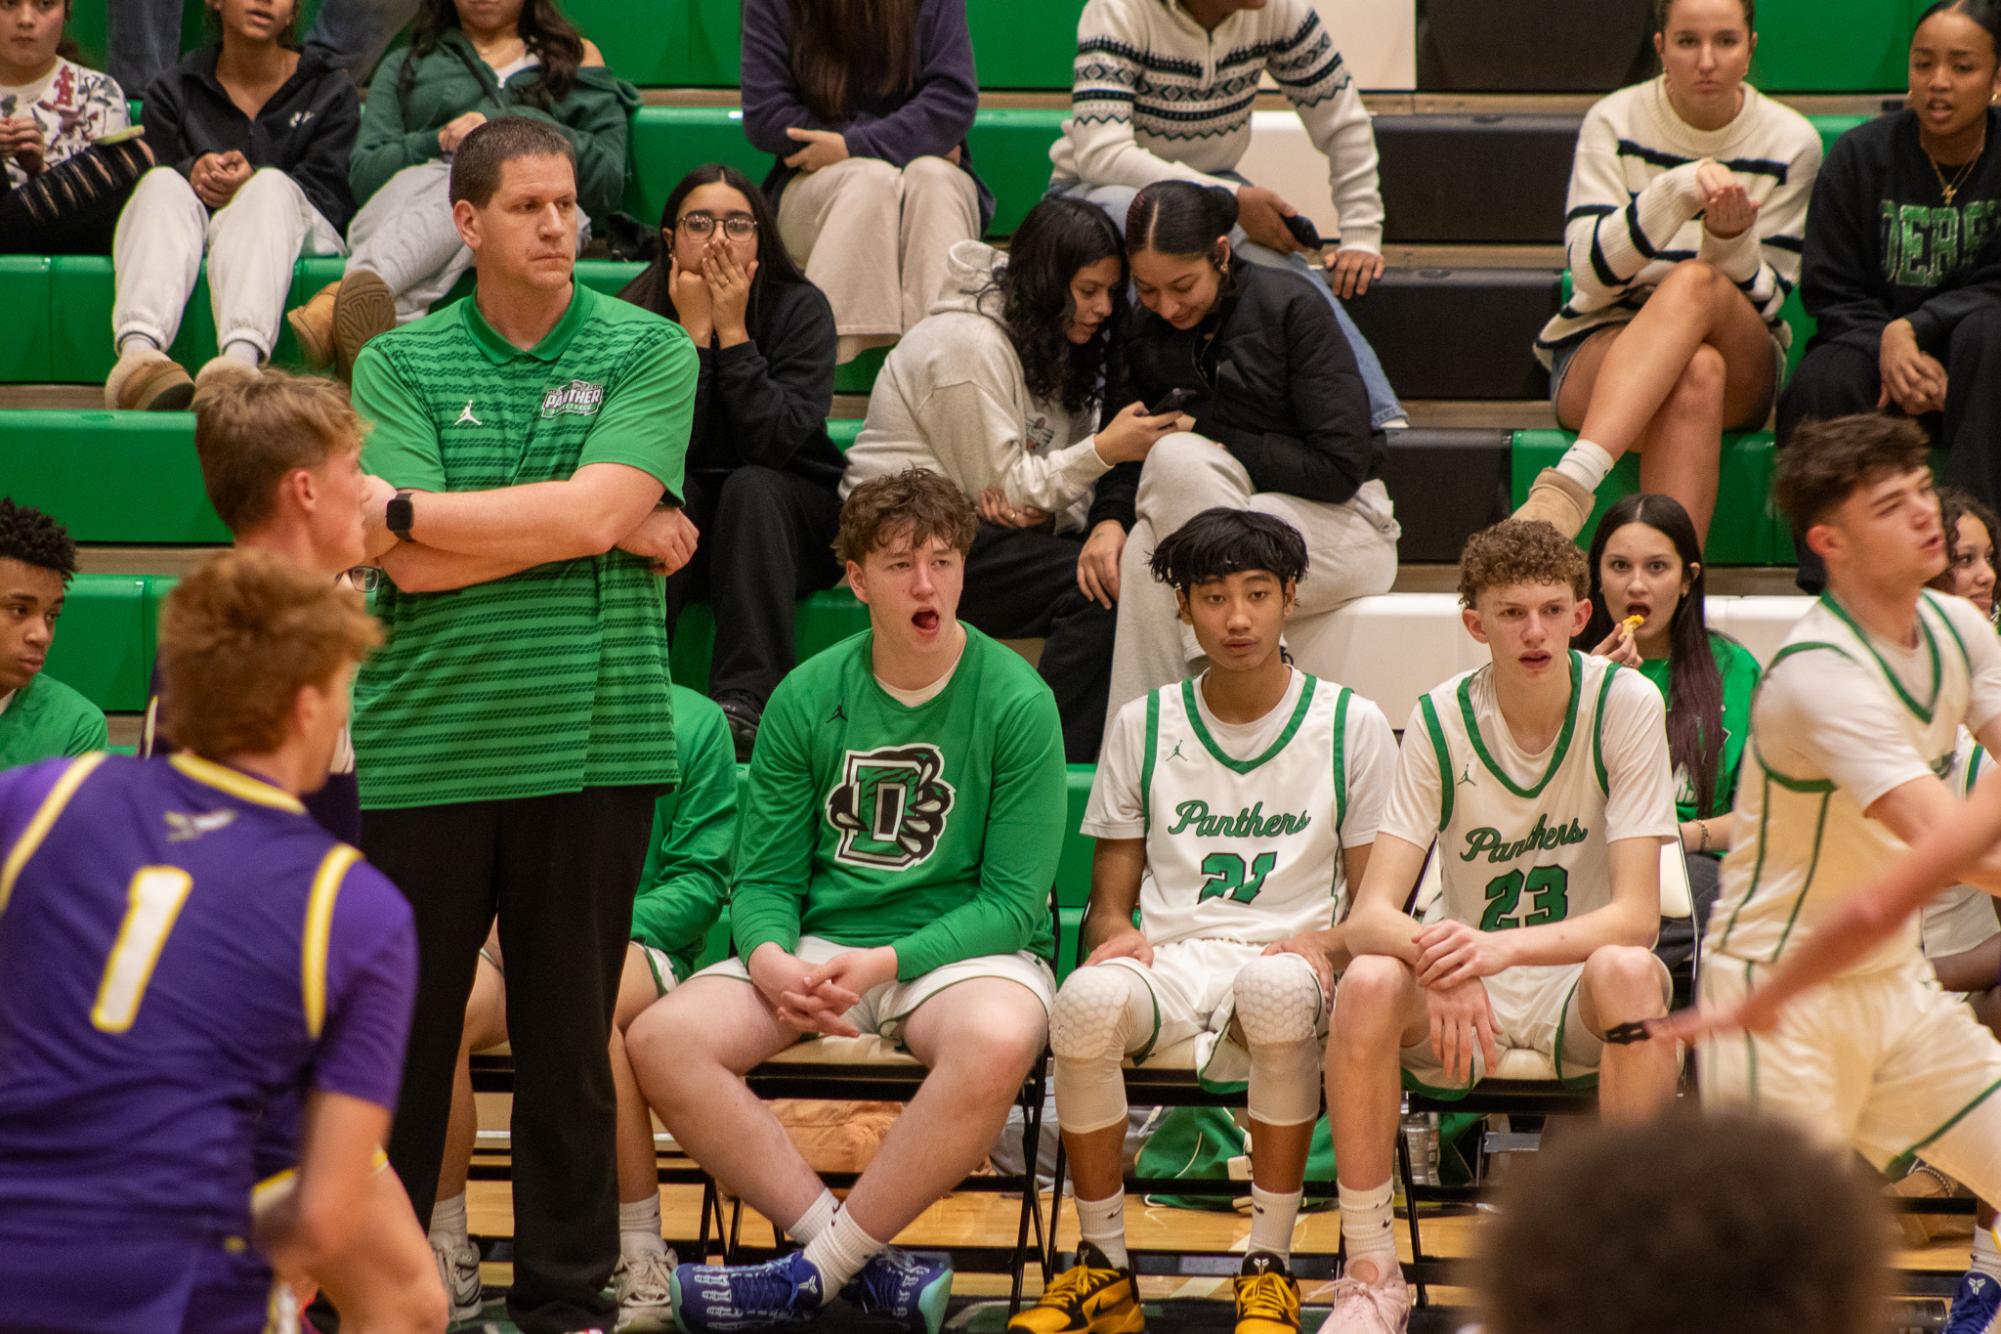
[386, 490, 415, 542]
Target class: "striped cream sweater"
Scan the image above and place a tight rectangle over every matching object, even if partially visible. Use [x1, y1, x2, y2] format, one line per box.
[1536, 76, 1822, 366]
[1049, 0, 1384, 253]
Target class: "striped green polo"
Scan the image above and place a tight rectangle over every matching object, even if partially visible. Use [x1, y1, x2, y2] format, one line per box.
[349, 282, 696, 809]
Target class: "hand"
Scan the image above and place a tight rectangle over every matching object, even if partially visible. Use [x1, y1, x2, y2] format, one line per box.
[669, 256, 714, 343]
[783, 127, 849, 173]
[1076, 519, 1126, 610]
[1589, 618, 1643, 668]
[438, 110, 488, 154]
[1083, 928, 1154, 968]
[1326, 247, 1385, 299]
[1412, 918, 1511, 990]
[1093, 400, 1185, 465]
[1261, 934, 1334, 997]
[792, 946, 899, 1029]
[1428, 977, 1501, 1086]
[200, 150, 252, 207]
[702, 239, 758, 345]
[190, 152, 233, 208]
[1648, 988, 1784, 1045]
[0, 117, 45, 174]
[616, 506, 700, 576]
[1235, 184, 1305, 254]
[1696, 161, 1758, 240]
[1879, 319, 1949, 415]
[977, 487, 1052, 530]
[747, 944, 858, 1036]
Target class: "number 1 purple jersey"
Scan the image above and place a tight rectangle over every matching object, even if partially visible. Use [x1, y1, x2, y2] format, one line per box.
[0, 753, 415, 1330]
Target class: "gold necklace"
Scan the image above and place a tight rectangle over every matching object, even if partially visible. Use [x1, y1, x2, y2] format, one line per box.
[1927, 130, 1987, 206]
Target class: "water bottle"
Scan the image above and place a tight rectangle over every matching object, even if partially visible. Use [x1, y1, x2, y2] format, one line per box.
[1400, 1099, 1441, 1188]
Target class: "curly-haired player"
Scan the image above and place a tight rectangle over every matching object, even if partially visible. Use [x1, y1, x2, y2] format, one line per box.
[628, 468, 1069, 1334]
[1323, 518, 1681, 1333]
[0, 497, 106, 766]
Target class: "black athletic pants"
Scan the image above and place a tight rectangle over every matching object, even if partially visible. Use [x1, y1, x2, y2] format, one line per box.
[958, 522, 1116, 763]
[1779, 312, 2001, 591]
[364, 784, 660, 1334]
[667, 465, 842, 710]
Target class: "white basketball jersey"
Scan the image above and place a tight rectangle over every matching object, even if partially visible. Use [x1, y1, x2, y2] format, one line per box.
[1921, 735, 2001, 962]
[1136, 675, 1355, 946]
[1416, 652, 1630, 930]
[1711, 593, 1974, 973]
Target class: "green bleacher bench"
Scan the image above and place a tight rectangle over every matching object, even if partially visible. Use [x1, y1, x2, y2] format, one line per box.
[1, 411, 228, 545]
[45, 573, 163, 714]
[1510, 429, 1790, 565]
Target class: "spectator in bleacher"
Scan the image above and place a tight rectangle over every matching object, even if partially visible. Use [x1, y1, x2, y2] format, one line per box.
[110, 0, 417, 95]
[1933, 485, 2001, 625]
[287, 0, 634, 381]
[618, 163, 842, 761]
[347, 116, 697, 1334]
[844, 195, 1167, 761]
[0, 0, 152, 253]
[739, 0, 983, 365]
[0, 498, 104, 768]
[1781, 0, 2001, 592]
[1099, 180, 1398, 736]
[104, 0, 358, 412]
[1576, 492, 1757, 937]
[1477, 1112, 1887, 1334]
[430, 683, 735, 1330]
[1519, 0, 1821, 546]
[1049, 0, 1405, 432]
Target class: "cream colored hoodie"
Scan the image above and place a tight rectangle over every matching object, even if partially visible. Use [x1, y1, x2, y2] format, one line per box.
[842, 241, 1109, 534]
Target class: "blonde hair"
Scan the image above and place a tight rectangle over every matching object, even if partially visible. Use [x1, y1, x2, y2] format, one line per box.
[193, 370, 361, 534]
[159, 549, 381, 760]
[1458, 519, 1590, 608]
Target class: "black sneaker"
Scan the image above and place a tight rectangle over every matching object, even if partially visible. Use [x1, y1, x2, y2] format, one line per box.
[715, 694, 762, 763]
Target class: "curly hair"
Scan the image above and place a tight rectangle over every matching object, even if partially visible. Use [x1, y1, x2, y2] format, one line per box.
[403, 0, 587, 109]
[992, 197, 1126, 418]
[0, 498, 78, 584]
[834, 468, 977, 565]
[1458, 519, 1589, 608]
[1931, 484, 2001, 597]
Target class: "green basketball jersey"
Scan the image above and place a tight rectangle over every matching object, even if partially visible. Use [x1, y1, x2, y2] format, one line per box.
[730, 626, 1065, 980]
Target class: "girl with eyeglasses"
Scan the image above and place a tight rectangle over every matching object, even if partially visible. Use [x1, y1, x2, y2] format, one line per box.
[618, 163, 842, 760]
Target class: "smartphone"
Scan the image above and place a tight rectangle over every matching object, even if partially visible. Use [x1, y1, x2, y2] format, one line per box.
[1147, 387, 1192, 417]
[1284, 213, 1324, 250]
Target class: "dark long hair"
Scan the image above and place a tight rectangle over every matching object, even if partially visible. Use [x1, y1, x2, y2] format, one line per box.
[1577, 494, 1726, 816]
[786, 0, 918, 123]
[1930, 484, 2001, 600]
[988, 197, 1125, 417]
[1918, 0, 2001, 52]
[618, 164, 807, 328]
[1652, 0, 1753, 31]
[404, 0, 586, 108]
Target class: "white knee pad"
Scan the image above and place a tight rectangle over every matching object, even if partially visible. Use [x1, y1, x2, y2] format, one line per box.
[1051, 966, 1152, 1135]
[1234, 954, 1326, 1128]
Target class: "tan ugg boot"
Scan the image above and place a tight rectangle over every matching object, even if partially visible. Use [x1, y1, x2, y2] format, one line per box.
[105, 344, 194, 412]
[1510, 467, 1597, 539]
[284, 279, 340, 369]
[331, 269, 396, 383]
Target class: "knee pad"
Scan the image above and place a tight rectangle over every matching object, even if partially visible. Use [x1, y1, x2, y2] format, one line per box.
[1232, 954, 1325, 1048]
[1050, 965, 1152, 1062]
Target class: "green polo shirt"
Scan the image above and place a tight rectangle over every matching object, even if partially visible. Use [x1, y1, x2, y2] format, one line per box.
[350, 283, 697, 809]
[0, 671, 108, 770]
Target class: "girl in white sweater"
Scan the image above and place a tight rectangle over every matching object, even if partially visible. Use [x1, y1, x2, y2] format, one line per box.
[1519, 0, 1821, 544]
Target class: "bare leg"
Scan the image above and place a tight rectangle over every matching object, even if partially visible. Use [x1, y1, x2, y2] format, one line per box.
[1061, 1123, 1127, 1202]
[1327, 956, 1430, 1285]
[1249, 1119, 1312, 1192]
[612, 946, 667, 1204]
[1577, 946, 1676, 1122]
[627, 977, 824, 1231]
[437, 954, 507, 1205]
[841, 979, 1047, 1240]
[314, 1168, 450, 1334]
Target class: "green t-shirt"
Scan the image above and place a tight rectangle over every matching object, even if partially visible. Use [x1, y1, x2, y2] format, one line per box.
[731, 626, 1066, 980]
[351, 283, 697, 809]
[630, 684, 736, 979]
[0, 672, 107, 770]
[1637, 631, 1760, 823]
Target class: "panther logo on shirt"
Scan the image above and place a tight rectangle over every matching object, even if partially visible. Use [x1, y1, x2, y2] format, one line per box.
[540, 379, 604, 419]
[826, 744, 956, 870]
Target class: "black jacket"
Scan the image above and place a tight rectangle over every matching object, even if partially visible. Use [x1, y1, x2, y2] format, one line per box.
[1801, 107, 2001, 356]
[1091, 261, 1384, 530]
[617, 266, 845, 487]
[141, 45, 359, 233]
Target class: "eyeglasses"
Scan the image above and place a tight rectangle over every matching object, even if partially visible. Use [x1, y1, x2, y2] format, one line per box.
[675, 212, 758, 239]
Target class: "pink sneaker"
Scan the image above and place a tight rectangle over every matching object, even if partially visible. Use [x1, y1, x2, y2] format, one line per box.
[1321, 1266, 1411, 1334]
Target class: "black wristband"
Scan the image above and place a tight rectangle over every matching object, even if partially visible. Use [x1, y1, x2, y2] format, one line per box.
[386, 490, 415, 543]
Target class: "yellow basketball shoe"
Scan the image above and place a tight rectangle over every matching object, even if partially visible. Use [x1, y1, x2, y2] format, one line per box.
[1234, 1252, 1302, 1334]
[1007, 1243, 1144, 1334]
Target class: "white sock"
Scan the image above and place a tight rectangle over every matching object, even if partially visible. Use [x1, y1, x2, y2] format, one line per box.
[1338, 1181, 1397, 1283]
[429, 1192, 469, 1247]
[117, 332, 160, 355]
[619, 1194, 666, 1261]
[1974, 1222, 2001, 1280]
[1551, 438, 1615, 493]
[1248, 1185, 1302, 1262]
[221, 338, 261, 367]
[1074, 1189, 1128, 1269]
[789, 1188, 839, 1245]
[800, 1205, 884, 1292]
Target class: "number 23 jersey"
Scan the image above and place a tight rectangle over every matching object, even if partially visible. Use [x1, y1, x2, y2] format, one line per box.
[1383, 651, 1677, 929]
[1085, 670, 1398, 946]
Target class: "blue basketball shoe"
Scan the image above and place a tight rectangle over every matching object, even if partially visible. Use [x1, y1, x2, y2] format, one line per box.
[1947, 1267, 2001, 1334]
[670, 1251, 828, 1333]
[841, 1248, 954, 1334]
